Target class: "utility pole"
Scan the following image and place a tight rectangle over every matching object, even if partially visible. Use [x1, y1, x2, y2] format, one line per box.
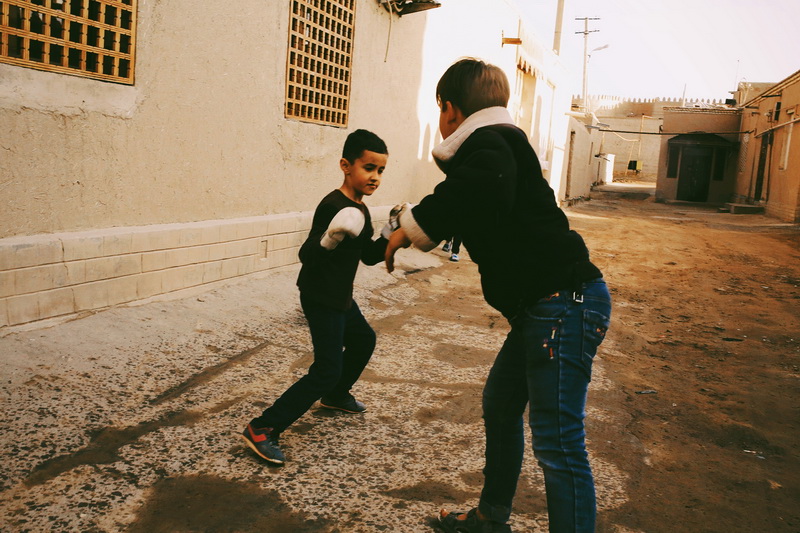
[553, 0, 565, 54]
[575, 17, 599, 113]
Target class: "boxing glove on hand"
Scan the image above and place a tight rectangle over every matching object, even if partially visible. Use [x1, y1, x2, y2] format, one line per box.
[381, 203, 408, 240]
[320, 207, 366, 250]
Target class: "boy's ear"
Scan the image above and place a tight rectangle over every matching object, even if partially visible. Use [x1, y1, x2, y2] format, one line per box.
[442, 101, 466, 125]
[339, 157, 350, 174]
[440, 100, 452, 115]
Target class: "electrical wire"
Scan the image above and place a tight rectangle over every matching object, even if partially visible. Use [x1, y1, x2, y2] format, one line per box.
[608, 131, 637, 142]
[384, 1, 394, 62]
[596, 129, 751, 136]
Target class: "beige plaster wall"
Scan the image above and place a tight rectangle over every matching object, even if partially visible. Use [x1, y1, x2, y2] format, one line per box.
[597, 116, 663, 178]
[0, 0, 433, 239]
[661, 110, 742, 144]
[561, 117, 602, 199]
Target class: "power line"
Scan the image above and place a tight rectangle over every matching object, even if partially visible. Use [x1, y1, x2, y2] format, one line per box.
[595, 129, 751, 136]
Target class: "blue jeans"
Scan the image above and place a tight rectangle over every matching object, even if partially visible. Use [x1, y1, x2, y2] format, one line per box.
[253, 294, 376, 434]
[479, 279, 611, 532]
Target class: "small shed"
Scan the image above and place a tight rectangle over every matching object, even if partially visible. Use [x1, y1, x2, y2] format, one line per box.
[656, 107, 742, 204]
[664, 133, 734, 202]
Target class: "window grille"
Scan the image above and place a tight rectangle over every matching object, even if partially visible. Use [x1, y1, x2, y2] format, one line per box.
[286, 0, 354, 127]
[738, 133, 749, 173]
[0, 0, 136, 84]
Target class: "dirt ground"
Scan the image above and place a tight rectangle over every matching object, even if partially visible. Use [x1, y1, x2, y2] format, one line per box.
[1, 183, 798, 532]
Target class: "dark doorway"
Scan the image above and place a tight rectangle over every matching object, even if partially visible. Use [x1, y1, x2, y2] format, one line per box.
[565, 130, 576, 199]
[667, 133, 733, 203]
[753, 131, 772, 202]
[676, 146, 714, 202]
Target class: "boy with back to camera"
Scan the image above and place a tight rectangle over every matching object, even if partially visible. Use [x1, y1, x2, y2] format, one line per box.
[385, 59, 612, 532]
[242, 129, 399, 465]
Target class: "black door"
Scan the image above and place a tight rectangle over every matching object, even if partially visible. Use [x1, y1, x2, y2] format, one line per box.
[676, 146, 713, 202]
[754, 132, 772, 202]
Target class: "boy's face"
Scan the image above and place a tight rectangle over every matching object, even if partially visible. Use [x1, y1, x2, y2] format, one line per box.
[340, 149, 387, 201]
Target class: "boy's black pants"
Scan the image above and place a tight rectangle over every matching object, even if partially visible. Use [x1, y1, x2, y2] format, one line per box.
[252, 293, 375, 434]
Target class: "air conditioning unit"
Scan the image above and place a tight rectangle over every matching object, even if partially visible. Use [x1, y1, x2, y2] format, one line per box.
[379, 0, 441, 16]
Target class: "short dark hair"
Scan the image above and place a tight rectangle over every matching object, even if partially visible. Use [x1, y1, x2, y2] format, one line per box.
[436, 58, 510, 117]
[342, 129, 388, 163]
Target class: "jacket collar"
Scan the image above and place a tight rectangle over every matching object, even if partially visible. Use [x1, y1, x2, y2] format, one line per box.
[431, 106, 515, 169]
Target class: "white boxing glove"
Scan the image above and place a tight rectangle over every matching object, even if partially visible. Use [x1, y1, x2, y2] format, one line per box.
[320, 207, 365, 250]
[380, 203, 408, 239]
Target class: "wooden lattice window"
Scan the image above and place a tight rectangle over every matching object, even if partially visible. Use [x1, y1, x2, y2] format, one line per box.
[286, 0, 354, 127]
[0, 0, 136, 84]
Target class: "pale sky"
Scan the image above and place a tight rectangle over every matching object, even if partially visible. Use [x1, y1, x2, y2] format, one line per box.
[518, 0, 800, 100]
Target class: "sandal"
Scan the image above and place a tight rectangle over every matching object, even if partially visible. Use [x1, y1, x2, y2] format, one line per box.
[438, 508, 512, 533]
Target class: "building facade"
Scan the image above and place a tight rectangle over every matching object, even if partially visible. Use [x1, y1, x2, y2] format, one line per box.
[1, 0, 586, 328]
[735, 70, 800, 222]
[655, 107, 742, 204]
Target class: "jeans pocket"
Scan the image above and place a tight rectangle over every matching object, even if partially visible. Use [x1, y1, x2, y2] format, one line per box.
[581, 309, 610, 379]
[521, 318, 562, 367]
[515, 295, 567, 368]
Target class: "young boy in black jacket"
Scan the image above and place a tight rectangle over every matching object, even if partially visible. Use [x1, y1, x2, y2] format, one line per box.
[386, 59, 612, 532]
[242, 129, 394, 465]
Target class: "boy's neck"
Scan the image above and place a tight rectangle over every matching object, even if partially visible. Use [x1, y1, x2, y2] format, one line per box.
[338, 185, 363, 204]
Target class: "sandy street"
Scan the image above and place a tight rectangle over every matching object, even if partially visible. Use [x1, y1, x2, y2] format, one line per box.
[1, 183, 798, 532]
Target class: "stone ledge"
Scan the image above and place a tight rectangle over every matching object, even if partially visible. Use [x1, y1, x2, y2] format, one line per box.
[725, 203, 765, 214]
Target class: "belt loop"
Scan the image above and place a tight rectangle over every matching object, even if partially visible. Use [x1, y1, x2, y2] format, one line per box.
[571, 262, 584, 303]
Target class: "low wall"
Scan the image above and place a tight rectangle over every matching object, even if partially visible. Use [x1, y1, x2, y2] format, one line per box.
[0, 207, 393, 328]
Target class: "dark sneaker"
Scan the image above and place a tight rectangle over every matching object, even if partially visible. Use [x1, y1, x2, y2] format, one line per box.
[442, 242, 451, 253]
[319, 396, 366, 413]
[438, 508, 512, 533]
[241, 424, 286, 464]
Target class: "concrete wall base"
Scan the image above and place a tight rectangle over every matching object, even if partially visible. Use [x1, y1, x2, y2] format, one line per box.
[0, 207, 392, 329]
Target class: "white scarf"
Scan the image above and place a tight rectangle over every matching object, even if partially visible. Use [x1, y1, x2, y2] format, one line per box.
[431, 106, 515, 165]
[399, 106, 516, 252]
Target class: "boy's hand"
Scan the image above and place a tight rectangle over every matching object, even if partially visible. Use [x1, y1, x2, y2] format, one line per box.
[320, 207, 365, 250]
[380, 203, 408, 239]
[385, 227, 411, 272]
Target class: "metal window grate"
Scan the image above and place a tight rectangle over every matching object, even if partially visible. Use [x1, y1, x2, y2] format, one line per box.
[0, 0, 136, 84]
[286, 0, 354, 127]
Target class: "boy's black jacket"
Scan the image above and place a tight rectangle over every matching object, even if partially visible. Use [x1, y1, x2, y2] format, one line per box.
[297, 189, 387, 310]
[413, 124, 602, 315]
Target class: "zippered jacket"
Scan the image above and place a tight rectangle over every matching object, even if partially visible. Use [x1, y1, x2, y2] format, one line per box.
[400, 107, 602, 315]
[297, 189, 387, 310]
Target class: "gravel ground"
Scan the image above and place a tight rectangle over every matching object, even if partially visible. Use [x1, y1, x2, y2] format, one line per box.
[2, 187, 798, 532]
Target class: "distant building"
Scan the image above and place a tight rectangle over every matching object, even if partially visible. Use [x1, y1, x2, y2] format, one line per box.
[572, 95, 729, 181]
[655, 107, 742, 204]
[735, 70, 800, 222]
[649, 71, 800, 222]
[570, 72, 800, 220]
[731, 82, 776, 108]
